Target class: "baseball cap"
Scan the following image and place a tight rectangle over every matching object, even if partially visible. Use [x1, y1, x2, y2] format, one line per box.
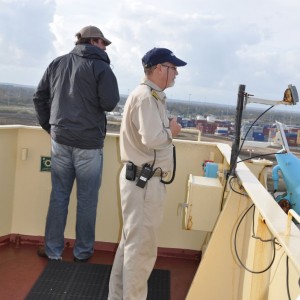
[142, 47, 187, 68]
[77, 25, 111, 46]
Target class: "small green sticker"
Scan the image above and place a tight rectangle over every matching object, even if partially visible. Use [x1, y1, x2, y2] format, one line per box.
[41, 156, 51, 172]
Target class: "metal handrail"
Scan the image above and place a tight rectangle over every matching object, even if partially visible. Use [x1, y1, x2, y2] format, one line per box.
[180, 128, 201, 141]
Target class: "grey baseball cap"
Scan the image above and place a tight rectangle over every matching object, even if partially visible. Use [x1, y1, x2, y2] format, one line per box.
[77, 25, 111, 46]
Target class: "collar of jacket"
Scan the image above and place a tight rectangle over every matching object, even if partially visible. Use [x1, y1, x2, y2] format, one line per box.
[70, 44, 110, 64]
[141, 79, 166, 104]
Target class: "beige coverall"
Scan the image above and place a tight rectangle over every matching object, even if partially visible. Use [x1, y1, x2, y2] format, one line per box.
[108, 78, 174, 300]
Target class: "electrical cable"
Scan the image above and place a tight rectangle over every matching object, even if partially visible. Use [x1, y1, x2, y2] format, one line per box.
[229, 105, 274, 174]
[221, 170, 249, 211]
[238, 105, 274, 155]
[223, 104, 277, 210]
[229, 176, 248, 197]
[237, 150, 287, 164]
[286, 256, 291, 300]
[224, 94, 294, 282]
[160, 144, 176, 184]
[153, 145, 176, 184]
[220, 175, 247, 212]
[251, 206, 280, 245]
[234, 204, 277, 274]
[220, 176, 229, 211]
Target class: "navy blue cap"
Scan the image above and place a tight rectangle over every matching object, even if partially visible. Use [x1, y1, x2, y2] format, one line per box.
[142, 47, 187, 68]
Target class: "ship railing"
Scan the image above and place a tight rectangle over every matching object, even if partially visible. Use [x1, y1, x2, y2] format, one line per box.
[285, 209, 300, 236]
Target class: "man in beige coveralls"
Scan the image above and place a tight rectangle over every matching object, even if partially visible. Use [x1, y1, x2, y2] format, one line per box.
[108, 47, 186, 300]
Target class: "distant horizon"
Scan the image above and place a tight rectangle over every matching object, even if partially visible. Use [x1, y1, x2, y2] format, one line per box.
[1, 81, 300, 114]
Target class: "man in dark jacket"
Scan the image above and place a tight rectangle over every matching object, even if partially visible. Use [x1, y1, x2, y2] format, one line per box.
[33, 25, 119, 261]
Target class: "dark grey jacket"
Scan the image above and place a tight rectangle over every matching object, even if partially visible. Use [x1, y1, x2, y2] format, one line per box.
[33, 44, 119, 149]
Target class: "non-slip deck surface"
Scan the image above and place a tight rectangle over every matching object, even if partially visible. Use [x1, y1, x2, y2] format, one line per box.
[26, 261, 170, 300]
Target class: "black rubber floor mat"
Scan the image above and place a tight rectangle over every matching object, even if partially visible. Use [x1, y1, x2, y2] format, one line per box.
[26, 261, 170, 300]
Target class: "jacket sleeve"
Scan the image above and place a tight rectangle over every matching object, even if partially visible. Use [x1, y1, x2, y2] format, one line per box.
[96, 65, 120, 112]
[32, 68, 51, 133]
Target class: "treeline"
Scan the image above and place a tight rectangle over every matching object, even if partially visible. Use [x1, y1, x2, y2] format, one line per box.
[0, 83, 36, 106]
[1, 82, 300, 126]
[0, 83, 128, 108]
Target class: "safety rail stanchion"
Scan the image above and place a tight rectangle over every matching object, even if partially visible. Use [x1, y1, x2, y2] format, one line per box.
[285, 209, 300, 236]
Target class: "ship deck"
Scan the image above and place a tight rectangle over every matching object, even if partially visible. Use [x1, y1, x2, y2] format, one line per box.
[0, 241, 199, 300]
[1, 126, 300, 299]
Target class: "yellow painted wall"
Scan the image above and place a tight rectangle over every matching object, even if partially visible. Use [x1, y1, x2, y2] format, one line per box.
[0, 127, 18, 236]
[1, 126, 224, 250]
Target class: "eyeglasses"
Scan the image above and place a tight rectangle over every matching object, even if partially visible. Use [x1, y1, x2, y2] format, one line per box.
[161, 64, 177, 71]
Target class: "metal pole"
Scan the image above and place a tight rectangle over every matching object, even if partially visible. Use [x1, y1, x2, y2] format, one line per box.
[229, 84, 246, 175]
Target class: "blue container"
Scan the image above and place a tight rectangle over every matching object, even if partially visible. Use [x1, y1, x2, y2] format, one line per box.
[204, 162, 218, 178]
[253, 132, 264, 141]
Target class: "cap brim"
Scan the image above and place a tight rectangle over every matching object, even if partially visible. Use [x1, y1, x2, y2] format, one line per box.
[169, 56, 187, 67]
[101, 37, 111, 46]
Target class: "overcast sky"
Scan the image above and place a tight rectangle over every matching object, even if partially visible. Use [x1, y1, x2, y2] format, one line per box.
[1, 0, 300, 113]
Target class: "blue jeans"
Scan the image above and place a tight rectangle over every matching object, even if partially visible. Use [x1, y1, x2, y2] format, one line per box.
[45, 139, 103, 260]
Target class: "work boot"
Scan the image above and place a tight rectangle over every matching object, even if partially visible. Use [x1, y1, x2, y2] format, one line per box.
[37, 246, 62, 261]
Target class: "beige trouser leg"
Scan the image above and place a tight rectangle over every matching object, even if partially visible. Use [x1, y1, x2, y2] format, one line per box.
[108, 166, 166, 300]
